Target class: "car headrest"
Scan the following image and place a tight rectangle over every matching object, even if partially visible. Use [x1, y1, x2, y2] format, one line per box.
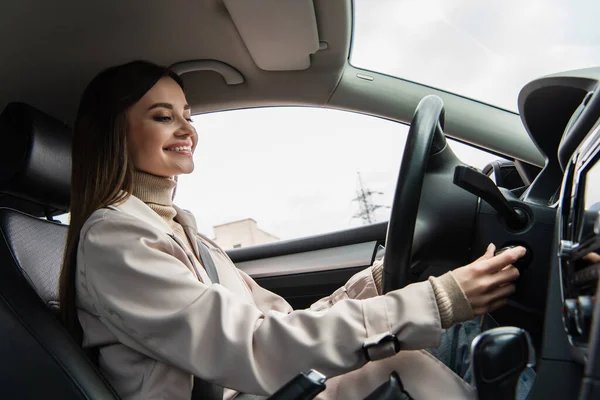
[0, 103, 72, 216]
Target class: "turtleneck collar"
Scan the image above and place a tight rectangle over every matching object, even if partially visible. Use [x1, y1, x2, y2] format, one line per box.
[131, 170, 203, 269]
[132, 170, 177, 206]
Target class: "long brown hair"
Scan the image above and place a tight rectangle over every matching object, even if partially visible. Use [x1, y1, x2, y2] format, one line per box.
[60, 61, 184, 342]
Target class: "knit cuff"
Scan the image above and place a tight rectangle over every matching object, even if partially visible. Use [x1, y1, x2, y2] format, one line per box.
[371, 259, 384, 295]
[428, 272, 474, 329]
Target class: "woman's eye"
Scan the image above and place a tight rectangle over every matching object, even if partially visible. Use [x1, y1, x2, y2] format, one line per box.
[153, 115, 172, 122]
[186, 118, 193, 123]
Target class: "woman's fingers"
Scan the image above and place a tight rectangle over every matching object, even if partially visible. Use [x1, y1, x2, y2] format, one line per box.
[474, 297, 509, 315]
[480, 246, 526, 274]
[453, 245, 525, 316]
[583, 252, 600, 263]
[471, 283, 516, 309]
[489, 265, 520, 288]
[474, 243, 496, 262]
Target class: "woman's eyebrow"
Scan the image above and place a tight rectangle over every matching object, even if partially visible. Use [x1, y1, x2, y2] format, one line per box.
[148, 102, 173, 111]
[148, 103, 191, 111]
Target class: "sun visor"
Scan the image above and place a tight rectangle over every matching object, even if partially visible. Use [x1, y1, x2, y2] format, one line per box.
[224, 0, 320, 71]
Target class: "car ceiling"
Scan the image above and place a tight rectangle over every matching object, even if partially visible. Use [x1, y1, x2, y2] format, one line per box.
[0, 0, 348, 124]
[1, 0, 545, 166]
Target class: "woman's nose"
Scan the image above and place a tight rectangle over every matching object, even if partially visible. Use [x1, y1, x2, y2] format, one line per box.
[176, 127, 194, 137]
[175, 120, 195, 137]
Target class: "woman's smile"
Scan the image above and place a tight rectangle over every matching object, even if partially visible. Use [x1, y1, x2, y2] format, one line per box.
[164, 143, 193, 156]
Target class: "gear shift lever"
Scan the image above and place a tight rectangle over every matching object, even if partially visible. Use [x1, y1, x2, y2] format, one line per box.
[471, 327, 535, 400]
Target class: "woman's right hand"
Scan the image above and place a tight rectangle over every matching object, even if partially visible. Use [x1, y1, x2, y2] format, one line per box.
[452, 244, 525, 315]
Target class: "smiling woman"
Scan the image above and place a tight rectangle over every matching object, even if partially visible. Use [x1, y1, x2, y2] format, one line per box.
[352, 0, 600, 111]
[52, 59, 530, 400]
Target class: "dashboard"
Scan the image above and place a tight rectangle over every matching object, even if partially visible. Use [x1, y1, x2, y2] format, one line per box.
[515, 69, 600, 399]
[519, 68, 600, 400]
[559, 96, 600, 361]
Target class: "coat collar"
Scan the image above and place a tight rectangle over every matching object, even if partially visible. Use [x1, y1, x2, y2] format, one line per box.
[109, 195, 172, 233]
[174, 205, 200, 257]
[108, 194, 217, 260]
[173, 205, 197, 230]
[174, 204, 222, 251]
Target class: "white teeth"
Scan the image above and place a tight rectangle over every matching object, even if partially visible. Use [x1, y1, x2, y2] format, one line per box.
[165, 146, 191, 152]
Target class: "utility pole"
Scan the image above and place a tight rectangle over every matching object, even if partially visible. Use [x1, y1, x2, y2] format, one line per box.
[352, 172, 389, 224]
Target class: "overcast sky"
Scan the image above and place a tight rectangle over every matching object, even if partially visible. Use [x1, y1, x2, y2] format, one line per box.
[352, 0, 600, 111]
[175, 0, 600, 241]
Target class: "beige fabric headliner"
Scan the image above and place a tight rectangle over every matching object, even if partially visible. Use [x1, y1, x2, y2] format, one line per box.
[0, 0, 349, 125]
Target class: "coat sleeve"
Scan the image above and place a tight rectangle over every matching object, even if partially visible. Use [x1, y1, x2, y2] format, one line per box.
[309, 266, 381, 311]
[234, 264, 379, 316]
[78, 211, 442, 395]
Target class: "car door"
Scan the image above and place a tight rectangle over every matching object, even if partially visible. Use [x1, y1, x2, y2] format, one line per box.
[177, 106, 505, 308]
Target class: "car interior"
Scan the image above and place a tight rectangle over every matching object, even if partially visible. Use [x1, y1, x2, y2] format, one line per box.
[0, 1, 599, 399]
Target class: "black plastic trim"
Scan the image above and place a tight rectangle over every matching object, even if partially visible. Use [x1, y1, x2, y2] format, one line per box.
[255, 266, 365, 309]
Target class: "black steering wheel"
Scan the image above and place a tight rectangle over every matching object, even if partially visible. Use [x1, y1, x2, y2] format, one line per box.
[382, 95, 447, 293]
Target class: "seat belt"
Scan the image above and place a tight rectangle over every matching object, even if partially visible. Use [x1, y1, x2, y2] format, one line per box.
[196, 238, 220, 284]
[192, 238, 224, 400]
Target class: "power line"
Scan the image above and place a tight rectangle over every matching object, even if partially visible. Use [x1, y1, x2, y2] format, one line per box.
[352, 172, 389, 224]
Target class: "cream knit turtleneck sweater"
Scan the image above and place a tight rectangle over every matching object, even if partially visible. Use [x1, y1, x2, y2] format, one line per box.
[132, 171, 198, 259]
[131, 171, 472, 329]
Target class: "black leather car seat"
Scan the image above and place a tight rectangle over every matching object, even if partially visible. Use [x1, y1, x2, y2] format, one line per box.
[0, 103, 120, 399]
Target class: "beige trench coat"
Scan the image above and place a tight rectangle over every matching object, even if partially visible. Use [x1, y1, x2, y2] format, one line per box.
[76, 195, 475, 400]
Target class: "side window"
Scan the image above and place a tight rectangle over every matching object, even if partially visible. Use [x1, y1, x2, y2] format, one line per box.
[54, 213, 70, 224]
[447, 141, 507, 170]
[176, 107, 505, 249]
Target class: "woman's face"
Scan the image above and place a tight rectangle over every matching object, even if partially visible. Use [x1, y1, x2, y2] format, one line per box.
[126, 77, 197, 177]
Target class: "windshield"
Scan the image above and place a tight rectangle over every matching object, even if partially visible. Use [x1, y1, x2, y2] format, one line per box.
[351, 0, 600, 112]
